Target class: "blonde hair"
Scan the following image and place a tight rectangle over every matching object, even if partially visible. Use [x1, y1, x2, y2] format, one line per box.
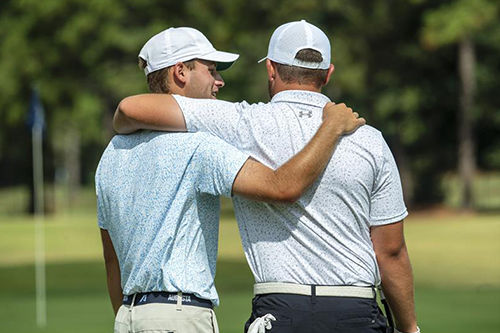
[138, 58, 196, 93]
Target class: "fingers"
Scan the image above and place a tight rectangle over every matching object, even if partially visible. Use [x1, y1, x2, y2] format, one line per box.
[357, 117, 366, 126]
[321, 101, 366, 133]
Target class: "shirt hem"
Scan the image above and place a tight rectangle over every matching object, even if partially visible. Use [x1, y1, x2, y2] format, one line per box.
[370, 209, 409, 226]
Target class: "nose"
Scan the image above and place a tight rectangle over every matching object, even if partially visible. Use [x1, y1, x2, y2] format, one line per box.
[214, 71, 225, 88]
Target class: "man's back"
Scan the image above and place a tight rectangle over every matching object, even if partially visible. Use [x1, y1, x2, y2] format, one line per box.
[174, 90, 408, 286]
[96, 130, 248, 305]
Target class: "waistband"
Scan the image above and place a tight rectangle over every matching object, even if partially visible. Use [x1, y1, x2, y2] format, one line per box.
[122, 292, 213, 309]
[254, 283, 375, 299]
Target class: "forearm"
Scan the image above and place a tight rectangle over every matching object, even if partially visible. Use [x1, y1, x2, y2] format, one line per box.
[378, 245, 418, 332]
[105, 260, 123, 315]
[113, 94, 186, 134]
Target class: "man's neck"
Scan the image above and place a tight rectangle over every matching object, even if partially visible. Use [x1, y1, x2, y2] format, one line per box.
[271, 83, 322, 98]
[280, 84, 321, 93]
[272, 77, 322, 94]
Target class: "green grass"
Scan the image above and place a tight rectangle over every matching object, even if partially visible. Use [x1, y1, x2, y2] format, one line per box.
[406, 214, 500, 287]
[415, 286, 500, 333]
[1, 204, 499, 332]
[1, 259, 498, 333]
[0, 262, 113, 333]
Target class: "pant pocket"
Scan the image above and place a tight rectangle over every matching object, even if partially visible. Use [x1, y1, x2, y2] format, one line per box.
[114, 321, 129, 333]
[210, 309, 219, 333]
[337, 316, 374, 328]
[336, 309, 376, 329]
[270, 314, 293, 327]
[114, 306, 130, 333]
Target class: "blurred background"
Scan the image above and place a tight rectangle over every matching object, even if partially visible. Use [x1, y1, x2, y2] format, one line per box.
[0, 0, 499, 332]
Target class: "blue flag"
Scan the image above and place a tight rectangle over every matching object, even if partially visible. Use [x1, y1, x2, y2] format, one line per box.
[27, 87, 45, 131]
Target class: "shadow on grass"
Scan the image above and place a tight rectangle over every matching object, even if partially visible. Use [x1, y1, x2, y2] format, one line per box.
[1, 260, 499, 333]
[476, 207, 500, 214]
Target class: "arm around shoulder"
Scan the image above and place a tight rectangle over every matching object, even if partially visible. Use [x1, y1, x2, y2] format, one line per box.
[113, 94, 186, 134]
[231, 103, 365, 203]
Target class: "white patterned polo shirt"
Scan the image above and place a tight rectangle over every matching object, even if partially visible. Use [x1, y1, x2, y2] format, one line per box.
[173, 91, 408, 287]
[96, 130, 249, 306]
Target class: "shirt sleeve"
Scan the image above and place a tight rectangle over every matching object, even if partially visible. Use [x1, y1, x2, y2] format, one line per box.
[172, 95, 247, 144]
[194, 134, 250, 197]
[369, 139, 409, 226]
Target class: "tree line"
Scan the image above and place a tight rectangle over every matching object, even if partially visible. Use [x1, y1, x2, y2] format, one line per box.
[0, 0, 498, 211]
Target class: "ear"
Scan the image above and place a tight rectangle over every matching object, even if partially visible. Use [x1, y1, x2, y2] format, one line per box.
[323, 64, 335, 86]
[172, 62, 189, 84]
[266, 59, 276, 82]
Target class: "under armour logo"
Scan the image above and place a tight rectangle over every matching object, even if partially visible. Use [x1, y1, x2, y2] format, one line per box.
[298, 110, 312, 118]
[139, 295, 148, 303]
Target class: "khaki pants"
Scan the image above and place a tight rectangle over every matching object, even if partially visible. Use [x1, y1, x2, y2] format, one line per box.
[114, 301, 219, 333]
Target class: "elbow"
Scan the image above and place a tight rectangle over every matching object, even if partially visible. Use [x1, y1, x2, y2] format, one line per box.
[376, 243, 407, 263]
[273, 188, 302, 204]
[103, 253, 118, 267]
[113, 98, 136, 134]
[102, 245, 119, 267]
[103, 255, 120, 278]
[283, 191, 301, 204]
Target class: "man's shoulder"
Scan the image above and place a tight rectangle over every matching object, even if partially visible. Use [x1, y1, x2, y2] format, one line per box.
[129, 130, 239, 155]
[110, 130, 206, 146]
[343, 125, 385, 149]
[173, 94, 251, 109]
[194, 131, 240, 150]
[352, 124, 383, 138]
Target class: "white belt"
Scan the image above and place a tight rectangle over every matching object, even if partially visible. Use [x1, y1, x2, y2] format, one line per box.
[254, 282, 375, 299]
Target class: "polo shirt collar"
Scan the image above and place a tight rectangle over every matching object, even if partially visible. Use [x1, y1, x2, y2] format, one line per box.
[270, 90, 331, 108]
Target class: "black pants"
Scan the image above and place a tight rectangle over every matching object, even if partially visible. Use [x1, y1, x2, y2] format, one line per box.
[244, 293, 390, 333]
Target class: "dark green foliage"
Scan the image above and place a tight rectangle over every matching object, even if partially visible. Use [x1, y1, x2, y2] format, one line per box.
[0, 0, 499, 206]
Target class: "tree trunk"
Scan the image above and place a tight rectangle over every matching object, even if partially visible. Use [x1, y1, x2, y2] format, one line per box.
[458, 37, 476, 210]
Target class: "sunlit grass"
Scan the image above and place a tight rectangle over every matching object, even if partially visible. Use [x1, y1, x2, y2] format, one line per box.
[1, 190, 499, 332]
[2, 208, 499, 289]
[406, 213, 500, 287]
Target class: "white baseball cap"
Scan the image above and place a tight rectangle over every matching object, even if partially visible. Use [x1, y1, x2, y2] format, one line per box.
[258, 20, 331, 70]
[139, 27, 239, 75]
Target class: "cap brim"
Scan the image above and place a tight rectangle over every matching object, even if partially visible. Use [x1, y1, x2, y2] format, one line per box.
[198, 50, 240, 71]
